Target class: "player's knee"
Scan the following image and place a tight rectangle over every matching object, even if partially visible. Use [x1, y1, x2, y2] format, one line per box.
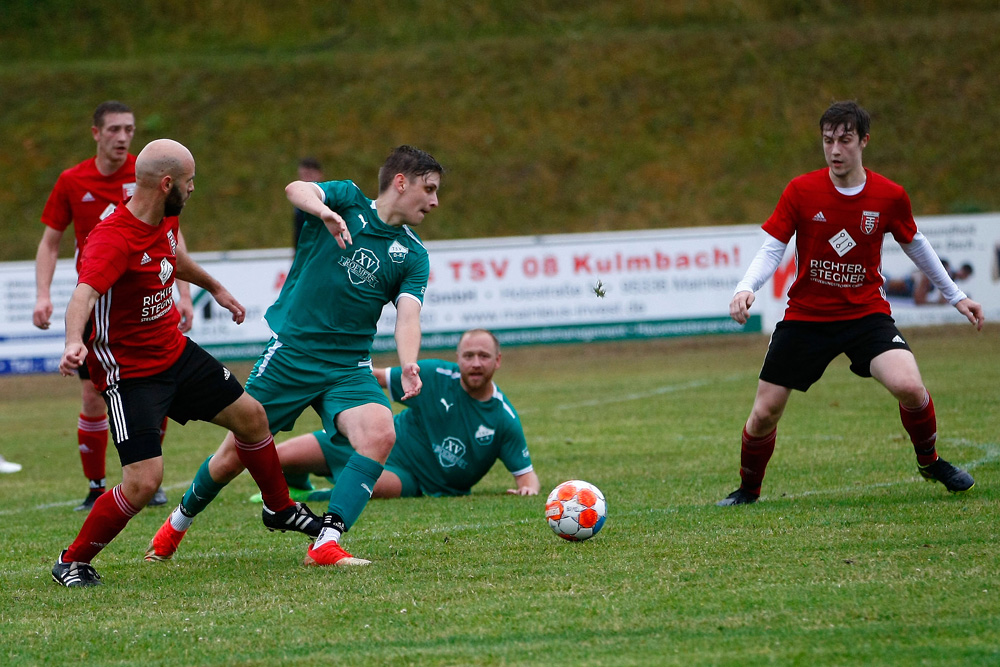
[749, 405, 782, 433]
[122, 469, 163, 505]
[230, 397, 270, 442]
[357, 426, 395, 463]
[895, 382, 928, 408]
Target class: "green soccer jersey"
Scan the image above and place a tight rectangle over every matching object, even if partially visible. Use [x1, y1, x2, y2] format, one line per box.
[264, 180, 429, 366]
[386, 360, 533, 496]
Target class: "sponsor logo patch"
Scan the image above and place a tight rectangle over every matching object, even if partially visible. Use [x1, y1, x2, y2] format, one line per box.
[828, 229, 857, 257]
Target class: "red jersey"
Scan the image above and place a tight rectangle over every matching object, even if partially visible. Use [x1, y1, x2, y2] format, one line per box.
[41, 155, 138, 272]
[763, 168, 918, 322]
[77, 204, 185, 390]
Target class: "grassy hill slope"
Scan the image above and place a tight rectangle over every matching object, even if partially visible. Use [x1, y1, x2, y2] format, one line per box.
[2, 1, 998, 261]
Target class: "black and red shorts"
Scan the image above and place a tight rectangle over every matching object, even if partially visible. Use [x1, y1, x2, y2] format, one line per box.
[102, 339, 244, 465]
[760, 313, 911, 392]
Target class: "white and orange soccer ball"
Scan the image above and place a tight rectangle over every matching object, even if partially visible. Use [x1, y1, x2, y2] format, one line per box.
[545, 480, 607, 541]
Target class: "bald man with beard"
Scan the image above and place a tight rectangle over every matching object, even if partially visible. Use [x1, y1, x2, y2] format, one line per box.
[51, 139, 321, 588]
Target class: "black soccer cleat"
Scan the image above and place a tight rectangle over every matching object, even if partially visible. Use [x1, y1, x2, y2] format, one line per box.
[147, 486, 169, 507]
[74, 488, 104, 512]
[716, 488, 760, 506]
[918, 458, 975, 493]
[52, 551, 103, 588]
[262, 501, 323, 538]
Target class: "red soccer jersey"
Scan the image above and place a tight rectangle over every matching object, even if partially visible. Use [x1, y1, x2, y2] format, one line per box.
[763, 168, 918, 322]
[77, 204, 185, 390]
[41, 155, 138, 272]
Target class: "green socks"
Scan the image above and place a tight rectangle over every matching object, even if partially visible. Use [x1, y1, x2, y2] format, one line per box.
[325, 453, 383, 530]
[180, 456, 228, 516]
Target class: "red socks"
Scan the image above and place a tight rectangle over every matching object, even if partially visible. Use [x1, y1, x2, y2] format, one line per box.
[78, 413, 109, 483]
[900, 392, 938, 466]
[234, 435, 293, 512]
[740, 426, 777, 495]
[64, 485, 140, 564]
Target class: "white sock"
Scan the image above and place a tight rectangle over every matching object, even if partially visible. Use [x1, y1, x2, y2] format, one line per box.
[314, 526, 342, 548]
[170, 505, 194, 532]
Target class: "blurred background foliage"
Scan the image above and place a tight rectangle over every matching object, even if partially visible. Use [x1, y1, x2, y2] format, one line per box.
[1, 1, 998, 260]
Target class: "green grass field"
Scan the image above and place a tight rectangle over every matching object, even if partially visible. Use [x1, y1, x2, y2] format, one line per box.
[0, 325, 997, 665]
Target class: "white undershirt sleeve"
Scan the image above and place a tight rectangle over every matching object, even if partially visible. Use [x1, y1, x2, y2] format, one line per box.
[899, 232, 968, 305]
[735, 234, 787, 294]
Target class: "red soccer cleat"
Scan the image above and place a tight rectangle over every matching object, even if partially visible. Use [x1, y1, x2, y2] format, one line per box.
[144, 515, 187, 562]
[302, 540, 371, 567]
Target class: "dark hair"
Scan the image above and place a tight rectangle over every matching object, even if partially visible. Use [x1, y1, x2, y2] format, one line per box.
[378, 145, 444, 194]
[93, 100, 133, 128]
[819, 100, 870, 138]
[298, 156, 322, 171]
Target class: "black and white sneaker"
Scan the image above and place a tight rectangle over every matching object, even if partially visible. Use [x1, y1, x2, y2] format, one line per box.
[262, 501, 322, 538]
[716, 488, 760, 506]
[52, 550, 103, 587]
[919, 458, 975, 493]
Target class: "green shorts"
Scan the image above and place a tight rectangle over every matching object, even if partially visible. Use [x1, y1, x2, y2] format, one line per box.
[315, 429, 422, 498]
[245, 338, 389, 434]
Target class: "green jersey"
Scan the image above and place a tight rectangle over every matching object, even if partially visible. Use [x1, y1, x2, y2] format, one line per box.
[264, 180, 429, 366]
[386, 360, 533, 496]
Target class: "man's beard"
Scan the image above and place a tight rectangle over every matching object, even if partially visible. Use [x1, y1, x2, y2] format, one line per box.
[164, 184, 186, 216]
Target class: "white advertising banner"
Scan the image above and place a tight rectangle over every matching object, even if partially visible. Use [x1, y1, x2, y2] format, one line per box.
[2, 216, 998, 375]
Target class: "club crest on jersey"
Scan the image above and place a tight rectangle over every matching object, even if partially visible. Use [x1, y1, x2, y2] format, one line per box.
[388, 240, 409, 264]
[158, 258, 174, 285]
[123, 182, 136, 198]
[433, 437, 468, 469]
[860, 210, 880, 235]
[339, 248, 380, 287]
[474, 424, 495, 446]
[166, 230, 177, 254]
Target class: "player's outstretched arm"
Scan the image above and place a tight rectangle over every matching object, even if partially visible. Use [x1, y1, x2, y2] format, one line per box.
[59, 283, 99, 376]
[506, 470, 541, 496]
[285, 181, 352, 249]
[395, 298, 423, 399]
[955, 297, 985, 331]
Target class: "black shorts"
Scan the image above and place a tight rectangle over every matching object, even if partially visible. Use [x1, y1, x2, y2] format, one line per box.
[103, 339, 244, 466]
[760, 313, 911, 392]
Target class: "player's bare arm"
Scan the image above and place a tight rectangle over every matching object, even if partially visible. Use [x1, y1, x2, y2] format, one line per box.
[507, 470, 541, 496]
[372, 367, 390, 389]
[395, 297, 423, 400]
[285, 180, 352, 249]
[175, 245, 246, 324]
[59, 283, 99, 376]
[33, 227, 64, 329]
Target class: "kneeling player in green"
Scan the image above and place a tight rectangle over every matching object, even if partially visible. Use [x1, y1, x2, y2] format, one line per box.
[146, 146, 444, 567]
[254, 329, 540, 500]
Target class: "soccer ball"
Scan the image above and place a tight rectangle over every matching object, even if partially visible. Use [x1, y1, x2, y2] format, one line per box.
[545, 480, 607, 541]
